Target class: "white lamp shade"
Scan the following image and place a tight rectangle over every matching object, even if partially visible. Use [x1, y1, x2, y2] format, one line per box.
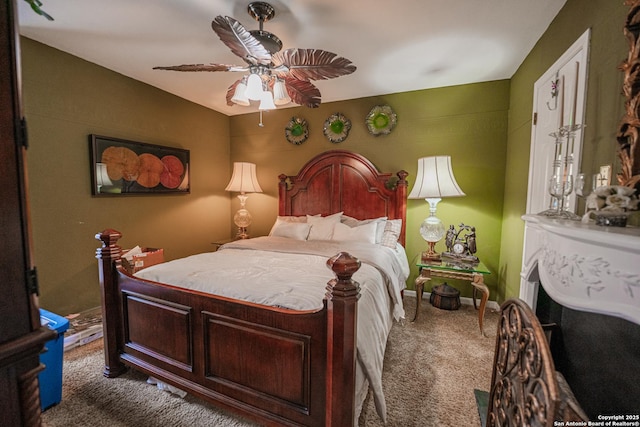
[231, 81, 250, 106]
[245, 73, 263, 101]
[408, 156, 465, 199]
[258, 89, 276, 110]
[225, 162, 263, 193]
[273, 80, 291, 105]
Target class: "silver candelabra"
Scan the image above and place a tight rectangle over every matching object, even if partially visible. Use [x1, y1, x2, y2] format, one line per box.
[538, 123, 584, 220]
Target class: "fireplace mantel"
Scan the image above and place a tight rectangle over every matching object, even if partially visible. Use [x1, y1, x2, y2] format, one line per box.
[520, 214, 640, 326]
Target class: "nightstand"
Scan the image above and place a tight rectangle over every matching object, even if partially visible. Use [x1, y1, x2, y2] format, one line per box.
[211, 238, 236, 251]
[413, 260, 491, 336]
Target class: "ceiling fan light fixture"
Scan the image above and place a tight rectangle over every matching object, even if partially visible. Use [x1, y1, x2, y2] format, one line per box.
[231, 77, 250, 106]
[258, 87, 276, 110]
[245, 73, 263, 101]
[273, 79, 291, 105]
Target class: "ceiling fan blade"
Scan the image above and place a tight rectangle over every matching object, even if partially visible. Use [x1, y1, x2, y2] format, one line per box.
[153, 63, 238, 72]
[285, 78, 321, 108]
[211, 16, 271, 66]
[272, 48, 356, 81]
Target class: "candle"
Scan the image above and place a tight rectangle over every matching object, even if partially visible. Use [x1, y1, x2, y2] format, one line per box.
[570, 61, 579, 127]
[559, 75, 565, 128]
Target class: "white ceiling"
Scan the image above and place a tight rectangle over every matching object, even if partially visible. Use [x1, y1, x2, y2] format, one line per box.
[17, 0, 567, 116]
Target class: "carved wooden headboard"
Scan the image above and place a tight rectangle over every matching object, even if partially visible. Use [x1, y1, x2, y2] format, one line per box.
[278, 150, 408, 245]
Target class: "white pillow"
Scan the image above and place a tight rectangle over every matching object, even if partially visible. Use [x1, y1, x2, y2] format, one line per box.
[268, 216, 309, 236]
[380, 219, 402, 248]
[332, 222, 377, 244]
[278, 215, 308, 223]
[307, 212, 343, 240]
[341, 215, 387, 243]
[270, 222, 311, 240]
[340, 215, 361, 227]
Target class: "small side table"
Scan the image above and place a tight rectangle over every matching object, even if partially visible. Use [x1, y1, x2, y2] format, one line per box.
[413, 260, 491, 337]
[211, 238, 236, 251]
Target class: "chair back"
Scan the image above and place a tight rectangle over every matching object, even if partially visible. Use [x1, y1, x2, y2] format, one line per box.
[487, 298, 588, 426]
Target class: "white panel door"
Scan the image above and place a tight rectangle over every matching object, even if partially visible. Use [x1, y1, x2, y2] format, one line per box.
[526, 29, 590, 214]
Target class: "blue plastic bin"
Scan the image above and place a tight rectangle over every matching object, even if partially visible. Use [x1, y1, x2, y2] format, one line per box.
[39, 309, 70, 411]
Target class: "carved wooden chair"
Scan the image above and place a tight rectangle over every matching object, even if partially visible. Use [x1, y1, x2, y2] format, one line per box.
[486, 298, 588, 426]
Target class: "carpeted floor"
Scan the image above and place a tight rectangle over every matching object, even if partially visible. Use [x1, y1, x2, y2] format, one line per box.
[42, 296, 499, 427]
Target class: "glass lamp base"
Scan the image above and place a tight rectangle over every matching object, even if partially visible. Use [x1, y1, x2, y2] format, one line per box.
[234, 208, 252, 239]
[421, 241, 441, 262]
[235, 227, 249, 239]
[420, 213, 445, 262]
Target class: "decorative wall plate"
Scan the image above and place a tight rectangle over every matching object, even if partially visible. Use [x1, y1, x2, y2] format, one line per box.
[366, 105, 397, 136]
[285, 116, 309, 145]
[323, 113, 351, 143]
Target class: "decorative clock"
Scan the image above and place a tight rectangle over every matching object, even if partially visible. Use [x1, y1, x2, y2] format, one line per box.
[443, 223, 479, 264]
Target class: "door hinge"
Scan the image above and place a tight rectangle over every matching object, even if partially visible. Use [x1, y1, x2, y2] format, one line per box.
[533, 112, 538, 125]
[27, 267, 39, 295]
[20, 118, 29, 148]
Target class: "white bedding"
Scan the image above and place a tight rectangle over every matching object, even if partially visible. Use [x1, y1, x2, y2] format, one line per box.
[134, 236, 409, 423]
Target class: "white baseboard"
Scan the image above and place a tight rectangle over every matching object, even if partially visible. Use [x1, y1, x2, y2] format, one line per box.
[403, 289, 500, 311]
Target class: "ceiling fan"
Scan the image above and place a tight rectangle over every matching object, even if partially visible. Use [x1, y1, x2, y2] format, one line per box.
[153, 2, 356, 110]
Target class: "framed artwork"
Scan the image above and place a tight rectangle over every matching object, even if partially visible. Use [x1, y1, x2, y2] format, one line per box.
[89, 134, 190, 196]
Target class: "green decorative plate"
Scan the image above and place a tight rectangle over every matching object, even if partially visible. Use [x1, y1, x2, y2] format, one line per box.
[285, 116, 309, 145]
[366, 105, 397, 136]
[323, 113, 351, 143]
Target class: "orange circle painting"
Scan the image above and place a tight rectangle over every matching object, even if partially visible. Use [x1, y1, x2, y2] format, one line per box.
[137, 153, 164, 188]
[101, 146, 140, 181]
[160, 155, 185, 189]
[91, 135, 190, 195]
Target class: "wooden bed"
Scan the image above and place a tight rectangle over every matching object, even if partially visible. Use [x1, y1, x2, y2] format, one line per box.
[95, 150, 408, 426]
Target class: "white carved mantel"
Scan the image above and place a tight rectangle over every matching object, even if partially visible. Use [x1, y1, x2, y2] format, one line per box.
[520, 214, 640, 326]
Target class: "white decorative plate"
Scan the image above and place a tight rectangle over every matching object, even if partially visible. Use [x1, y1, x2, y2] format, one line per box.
[285, 116, 309, 145]
[366, 105, 397, 136]
[323, 113, 351, 143]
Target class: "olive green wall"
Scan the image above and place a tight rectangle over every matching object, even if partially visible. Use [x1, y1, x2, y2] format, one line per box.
[498, 0, 628, 300]
[228, 81, 510, 299]
[21, 38, 232, 315]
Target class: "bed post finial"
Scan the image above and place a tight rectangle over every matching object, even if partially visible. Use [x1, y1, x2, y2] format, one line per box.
[96, 228, 122, 248]
[325, 252, 360, 426]
[326, 252, 361, 296]
[278, 174, 288, 216]
[95, 229, 127, 378]
[397, 169, 408, 185]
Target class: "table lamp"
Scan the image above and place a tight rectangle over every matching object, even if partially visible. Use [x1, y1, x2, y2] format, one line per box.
[408, 156, 465, 262]
[225, 162, 263, 239]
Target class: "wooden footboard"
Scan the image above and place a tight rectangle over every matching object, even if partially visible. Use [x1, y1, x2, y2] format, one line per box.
[96, 229, 360, 427]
